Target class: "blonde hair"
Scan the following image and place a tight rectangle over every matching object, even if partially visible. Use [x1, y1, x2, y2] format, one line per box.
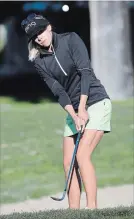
[28, 40, 40, 62]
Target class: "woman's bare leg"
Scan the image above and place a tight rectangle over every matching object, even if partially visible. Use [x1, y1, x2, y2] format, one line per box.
[76, 129, 104, 209]
[63, 135, 82, 209]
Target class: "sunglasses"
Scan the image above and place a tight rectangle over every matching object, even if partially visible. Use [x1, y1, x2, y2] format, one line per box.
[21, 13, 44, 28]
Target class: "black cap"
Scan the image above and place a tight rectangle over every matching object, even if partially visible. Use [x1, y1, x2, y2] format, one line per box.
[21, 14, 50, 42]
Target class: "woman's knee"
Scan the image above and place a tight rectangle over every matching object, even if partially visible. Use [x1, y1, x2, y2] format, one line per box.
[63, 157, 78, 174]
[76, 149, 91, 167]
[76, 130, 103, 166]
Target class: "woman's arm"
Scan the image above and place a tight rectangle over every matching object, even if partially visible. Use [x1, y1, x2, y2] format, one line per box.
[78, 95, 89, 132]
[34, 63, 82, 130]
[65, 105, 82, 131]
[78, 95, 88, 111]
[34, 63, 72, 108]
[69, 33, 93, 124]
[69, 32, 94, 102]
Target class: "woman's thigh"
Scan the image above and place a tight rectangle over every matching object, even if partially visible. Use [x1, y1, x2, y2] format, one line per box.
[76, 129, 104, 160]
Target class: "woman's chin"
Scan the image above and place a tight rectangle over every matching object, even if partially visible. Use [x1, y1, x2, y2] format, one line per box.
[42, 42, 50, 47]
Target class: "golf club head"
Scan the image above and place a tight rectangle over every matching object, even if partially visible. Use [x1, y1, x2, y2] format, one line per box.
[51, 191, 66, 201]
[50, 196, 64, 201]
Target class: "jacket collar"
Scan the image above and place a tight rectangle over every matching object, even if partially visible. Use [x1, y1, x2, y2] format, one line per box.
[39, 31, 58, 56]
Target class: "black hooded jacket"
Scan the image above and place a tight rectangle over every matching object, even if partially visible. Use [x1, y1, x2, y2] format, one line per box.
[34, 32, 110, 111]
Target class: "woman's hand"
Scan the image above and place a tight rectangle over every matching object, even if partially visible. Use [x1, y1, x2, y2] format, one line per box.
[78, 108, 89, 132]
[73, 115, 84, 132]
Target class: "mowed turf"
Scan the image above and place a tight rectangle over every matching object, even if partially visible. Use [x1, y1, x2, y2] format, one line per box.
[0, 97, 133, 204]
[0, 206, 134, 219]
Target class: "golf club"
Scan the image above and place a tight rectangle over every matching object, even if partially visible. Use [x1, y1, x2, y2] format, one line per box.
[51, 126, 83, 201]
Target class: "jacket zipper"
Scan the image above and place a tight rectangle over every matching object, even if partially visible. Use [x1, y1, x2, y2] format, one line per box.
[52, 45, 67, 76]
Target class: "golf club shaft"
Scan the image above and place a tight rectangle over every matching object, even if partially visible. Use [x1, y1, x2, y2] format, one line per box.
[51, 127, 82, 201]
[64, 130, 82, 193]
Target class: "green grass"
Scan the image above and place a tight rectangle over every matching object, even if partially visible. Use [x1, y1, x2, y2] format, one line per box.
[0, 97, 134, 204]
[0, 206, 134, 219]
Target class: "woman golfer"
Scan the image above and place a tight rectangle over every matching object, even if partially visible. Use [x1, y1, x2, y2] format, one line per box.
[21, 13, 112, 209]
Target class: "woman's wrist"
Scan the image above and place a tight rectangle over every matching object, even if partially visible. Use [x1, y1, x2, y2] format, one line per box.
[70, 111, 78, 121]
[78, 105, 86, 111]
[64, 104, 77, 121]
[78, 95, 88, 111]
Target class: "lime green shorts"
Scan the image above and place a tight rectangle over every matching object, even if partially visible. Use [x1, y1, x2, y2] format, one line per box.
[64, 98, 112, 137]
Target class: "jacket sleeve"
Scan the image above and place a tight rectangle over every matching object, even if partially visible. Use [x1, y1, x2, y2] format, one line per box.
[69, 32, 94, 96]
[34, 63, 72, 108]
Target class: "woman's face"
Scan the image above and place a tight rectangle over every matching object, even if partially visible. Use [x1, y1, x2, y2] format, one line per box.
[34, 25, 52, 47]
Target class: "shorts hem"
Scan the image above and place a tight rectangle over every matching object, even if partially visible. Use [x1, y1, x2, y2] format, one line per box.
[64, 128, 111, 137]
[64, 132, 78, 137]
[85, 127, 111, 133]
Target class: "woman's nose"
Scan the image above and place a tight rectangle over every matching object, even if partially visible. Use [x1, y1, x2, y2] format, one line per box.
[38, 36, 42, 41]
[38, 35, 43, 41]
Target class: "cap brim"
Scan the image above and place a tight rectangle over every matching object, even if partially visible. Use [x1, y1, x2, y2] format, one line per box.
[28, 26, 47, 42]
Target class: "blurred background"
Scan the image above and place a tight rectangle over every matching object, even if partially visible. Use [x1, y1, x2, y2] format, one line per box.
[0, 0, 133, 101]
[0, 1, 91, 102]
[0, 0, 134, 207]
